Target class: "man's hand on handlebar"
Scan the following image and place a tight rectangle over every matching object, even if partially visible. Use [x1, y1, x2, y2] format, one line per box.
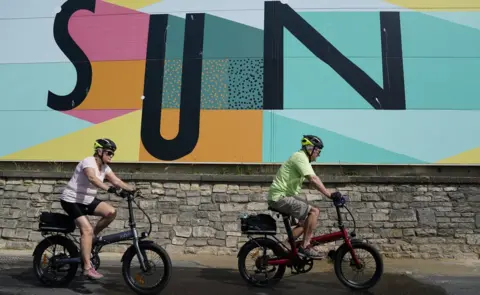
[331, 191, 346, 206]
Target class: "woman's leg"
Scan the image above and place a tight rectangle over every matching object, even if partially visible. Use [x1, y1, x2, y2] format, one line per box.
[74, 216, 94, 269]
[90, 200, 117, 237]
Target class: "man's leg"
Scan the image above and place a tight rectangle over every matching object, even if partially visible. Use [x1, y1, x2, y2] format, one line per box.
[90, 199, 117, 236]
[284, 225, 304, 249]
[292, 225, 304, 240]
[270, 197, 308, 243]
[279, 197, 323, 258]
[301, 206, 319, 248]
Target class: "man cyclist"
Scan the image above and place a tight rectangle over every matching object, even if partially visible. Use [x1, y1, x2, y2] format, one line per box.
[60, 138, 135, 279]
[267, 134, 343, 258]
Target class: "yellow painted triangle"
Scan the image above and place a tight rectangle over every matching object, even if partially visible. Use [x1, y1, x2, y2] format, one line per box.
[1, 111, 142, 162]
[103, 0, 162, 10]
[436, 147, 480, 164]
[385, 0, 480, 11]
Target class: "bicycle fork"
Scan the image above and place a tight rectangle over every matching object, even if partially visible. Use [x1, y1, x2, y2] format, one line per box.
[345, 238, 362, 269]
[132, 231, 149, 272]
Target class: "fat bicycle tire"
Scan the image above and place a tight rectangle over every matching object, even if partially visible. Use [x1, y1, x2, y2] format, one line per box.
[121, 242, 172, 295]
[237, 237, 287, 288]
[32, 235, 79, 287]
[334, 241, 384, 290]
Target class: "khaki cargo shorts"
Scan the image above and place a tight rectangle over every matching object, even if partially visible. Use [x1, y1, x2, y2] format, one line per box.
[268, 196, 312, 222]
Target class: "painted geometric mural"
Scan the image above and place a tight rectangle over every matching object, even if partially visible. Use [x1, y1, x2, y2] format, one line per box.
[1, 0, 480, 164]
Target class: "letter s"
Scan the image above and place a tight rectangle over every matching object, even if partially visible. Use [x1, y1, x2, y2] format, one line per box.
[47, 0, 96, 111]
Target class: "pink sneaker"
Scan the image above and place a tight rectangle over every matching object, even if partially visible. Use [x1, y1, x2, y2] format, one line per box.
[83, 267, 104, 280]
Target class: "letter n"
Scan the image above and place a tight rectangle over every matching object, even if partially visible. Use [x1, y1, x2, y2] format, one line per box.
[263, 1, 406, 110]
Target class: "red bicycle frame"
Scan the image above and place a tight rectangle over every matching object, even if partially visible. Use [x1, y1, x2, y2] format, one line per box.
[267, 204, 362, 267]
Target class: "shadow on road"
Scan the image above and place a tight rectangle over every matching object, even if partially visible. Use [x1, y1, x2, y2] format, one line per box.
[0, 265, 449, 295]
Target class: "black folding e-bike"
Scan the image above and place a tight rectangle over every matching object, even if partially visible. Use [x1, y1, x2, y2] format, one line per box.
[32, 189, 172, 295]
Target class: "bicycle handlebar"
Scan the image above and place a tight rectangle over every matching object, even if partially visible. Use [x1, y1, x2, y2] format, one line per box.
[111, 188, 152, 237]
[332, 194, 348, 207]
[113, 188, 141, 199]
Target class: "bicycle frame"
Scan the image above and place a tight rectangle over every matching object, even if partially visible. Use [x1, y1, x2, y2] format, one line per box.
[267, 203, 361, 267]
[50, 190, 151, 271]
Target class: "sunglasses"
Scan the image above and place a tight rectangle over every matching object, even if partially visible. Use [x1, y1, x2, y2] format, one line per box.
[104, 150, 115, 157]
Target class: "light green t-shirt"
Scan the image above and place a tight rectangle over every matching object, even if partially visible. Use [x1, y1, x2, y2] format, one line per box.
[268, 151, 316, 203]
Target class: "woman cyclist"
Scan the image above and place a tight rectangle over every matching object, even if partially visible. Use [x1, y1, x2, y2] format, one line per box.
[59, 138, 135, 279]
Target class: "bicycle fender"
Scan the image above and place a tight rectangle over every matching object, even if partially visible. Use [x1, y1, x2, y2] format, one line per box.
[350, 238, 364, 244]
[120, 240, 156, 262]
[336, 238, 367, 253]
[236, 237, 277, 258]
[32, 235, 76, 257]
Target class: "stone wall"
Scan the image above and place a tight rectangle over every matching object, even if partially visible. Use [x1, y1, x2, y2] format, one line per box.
[1, 176, 480, 259]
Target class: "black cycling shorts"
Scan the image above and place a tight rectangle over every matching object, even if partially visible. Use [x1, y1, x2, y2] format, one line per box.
[60, 198, 102, 220]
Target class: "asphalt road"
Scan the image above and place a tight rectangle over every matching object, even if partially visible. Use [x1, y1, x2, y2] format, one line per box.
[0, 259, 477, 295]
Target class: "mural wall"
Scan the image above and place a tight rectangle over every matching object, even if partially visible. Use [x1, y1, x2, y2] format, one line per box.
[1, 0, 480, 164]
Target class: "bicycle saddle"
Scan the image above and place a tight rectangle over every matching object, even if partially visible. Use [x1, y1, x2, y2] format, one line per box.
[268, 206, 289, 216]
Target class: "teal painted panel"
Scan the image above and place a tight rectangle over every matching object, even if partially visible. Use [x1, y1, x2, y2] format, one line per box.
[0, 62, 77, 111]
[227, 58, 263, 109]
[276, 109, 480, 163]
[284, 57, 379, 109]
[426, 12, 480, 31]
[201, 59, 229, 109]
[0, 110, 92, 157]
[400, 12, 480, 110]
[163, 14, 264, 110]
[203, 14, 263, 59]
[165, 15, 186, 60]
[0, 62, 95, 157]
[284, 12, 382, 58]
[403, 57, 480, 110]
[262, 110, 274, 163]
[284, 12, 382, 109]
[203, 14, 264, 109]
[162, 15, 185, 109]
[400, 12, 480, 58]
[262, 111, 425, 164]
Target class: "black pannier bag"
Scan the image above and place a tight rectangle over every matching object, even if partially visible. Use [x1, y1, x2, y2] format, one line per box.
[240, 213, 277, 235]
[38, 212, 76, 233]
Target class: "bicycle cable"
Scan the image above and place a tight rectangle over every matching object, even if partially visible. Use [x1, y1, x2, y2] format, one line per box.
[342, 205, 356, 233]
[132, 195, 153, 237]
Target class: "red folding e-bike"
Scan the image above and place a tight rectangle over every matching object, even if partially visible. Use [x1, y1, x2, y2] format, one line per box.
[237, 195, 384, 290]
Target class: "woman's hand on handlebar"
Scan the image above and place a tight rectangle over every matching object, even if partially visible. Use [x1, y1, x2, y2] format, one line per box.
[107, 186, 117, 194]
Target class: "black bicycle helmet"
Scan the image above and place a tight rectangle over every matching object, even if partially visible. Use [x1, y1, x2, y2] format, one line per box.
[301, 134, 323, 162]
[94, 138, 117, 152]
[301, 134, 324, 150]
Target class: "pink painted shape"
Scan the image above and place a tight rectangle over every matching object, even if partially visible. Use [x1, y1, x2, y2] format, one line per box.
[68, 0, 150, 62]
[62, 109, 137, 124]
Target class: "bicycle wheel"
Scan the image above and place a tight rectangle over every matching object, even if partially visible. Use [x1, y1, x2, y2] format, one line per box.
[32, 235, 79, 287]
[334, 241, 384, 290]
[237, 237, 287, 288]
[121, 242, 172, 295]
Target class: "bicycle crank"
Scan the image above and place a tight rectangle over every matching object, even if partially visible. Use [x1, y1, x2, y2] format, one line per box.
[291, 258, 314, 274]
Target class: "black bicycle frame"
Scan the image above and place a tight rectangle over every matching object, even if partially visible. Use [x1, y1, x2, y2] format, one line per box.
[53, 194, 148, 271]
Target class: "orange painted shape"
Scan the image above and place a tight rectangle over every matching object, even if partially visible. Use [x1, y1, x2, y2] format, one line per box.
[139, 110, 262, 162]
[77, 60, 146, 110]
